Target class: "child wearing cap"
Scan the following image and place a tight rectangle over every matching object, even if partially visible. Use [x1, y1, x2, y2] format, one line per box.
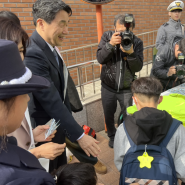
[156, 0, 184, 50]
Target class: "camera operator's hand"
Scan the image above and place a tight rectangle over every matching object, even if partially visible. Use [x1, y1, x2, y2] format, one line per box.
[167, 66, 176, 77]
[109, 32, 121, 46]
[120, 44, 134, 55]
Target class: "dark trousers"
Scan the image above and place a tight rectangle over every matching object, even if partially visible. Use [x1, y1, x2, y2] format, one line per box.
[34, 117, 98, 173]
[101, 86, 132, 140]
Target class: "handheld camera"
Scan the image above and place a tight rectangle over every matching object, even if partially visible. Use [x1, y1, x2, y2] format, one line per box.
[119, 14, 134, 51]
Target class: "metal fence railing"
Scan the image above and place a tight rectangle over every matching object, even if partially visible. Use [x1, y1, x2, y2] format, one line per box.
[62, 30, 158, 67]
[67, 45, 156, 101]
[62, 24, 185, 67]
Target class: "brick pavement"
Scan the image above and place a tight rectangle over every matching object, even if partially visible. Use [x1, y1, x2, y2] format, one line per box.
[71, 132, 120, 185]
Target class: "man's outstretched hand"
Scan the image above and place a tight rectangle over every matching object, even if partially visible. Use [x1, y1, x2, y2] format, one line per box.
[77, 134, 100, 157]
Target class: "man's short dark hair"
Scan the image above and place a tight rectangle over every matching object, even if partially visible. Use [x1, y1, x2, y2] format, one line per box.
[54, 163, 97, 185]
[131, 77, 163, 102]
[178, 38, 185, 56]
[114, 13, 135, 29]
[32, 0, 72, 26]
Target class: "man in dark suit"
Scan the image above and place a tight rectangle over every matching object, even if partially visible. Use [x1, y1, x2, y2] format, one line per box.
[24, 0, 107, 174]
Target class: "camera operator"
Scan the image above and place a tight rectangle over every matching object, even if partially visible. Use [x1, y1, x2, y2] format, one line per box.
[97, 13, 143, 148]
[151, 35, 185, 91]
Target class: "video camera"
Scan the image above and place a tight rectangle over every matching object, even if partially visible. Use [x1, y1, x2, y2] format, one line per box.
[176, 53, 185, 79]
[119, 14, 134, 51]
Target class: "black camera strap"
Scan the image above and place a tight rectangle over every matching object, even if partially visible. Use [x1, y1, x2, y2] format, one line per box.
[115, 45, 125, 92]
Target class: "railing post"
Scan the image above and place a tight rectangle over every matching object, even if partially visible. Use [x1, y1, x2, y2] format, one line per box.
[92, 64, 96, 94]
[80, 67, 85, 98]
[147, 48, 149, 76]
[78, 67, 83, 101]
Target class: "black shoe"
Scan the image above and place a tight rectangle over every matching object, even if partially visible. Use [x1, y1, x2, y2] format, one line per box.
[109, 139, 114, 148]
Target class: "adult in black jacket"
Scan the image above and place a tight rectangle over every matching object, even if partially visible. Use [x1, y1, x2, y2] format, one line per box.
[24, 0, 107, 174]
[151, 35, 185, 91]
[97, 14, 143, 148]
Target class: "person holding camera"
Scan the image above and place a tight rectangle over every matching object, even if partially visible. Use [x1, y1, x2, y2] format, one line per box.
[97, 14, 143, 148]
[151, 35, 185, 91]
[156, 0, 184, 51]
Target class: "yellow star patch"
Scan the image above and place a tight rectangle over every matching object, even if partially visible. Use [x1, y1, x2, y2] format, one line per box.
[137, 152, 154, 169]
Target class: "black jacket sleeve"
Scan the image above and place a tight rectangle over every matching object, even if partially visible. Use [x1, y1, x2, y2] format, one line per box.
[152, 49, 170, 80]
[127, 38, 144, 73]
[24, 48, 83, 142]
[97, 32, 143, 73]
[97, 31, 115, 65]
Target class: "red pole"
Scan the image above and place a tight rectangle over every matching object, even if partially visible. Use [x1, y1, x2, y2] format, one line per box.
[96, 5, 103, 43]
[96, 5, 107, 132]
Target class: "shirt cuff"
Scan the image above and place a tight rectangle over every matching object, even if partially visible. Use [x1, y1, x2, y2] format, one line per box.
[77, 133, 85, 141]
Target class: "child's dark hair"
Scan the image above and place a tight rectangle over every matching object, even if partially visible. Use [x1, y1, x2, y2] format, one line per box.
[53, 163, 97, 185]
[0, 11, 21, 26]
[131, 77, 163, 102]
[0, 17, 29, 56]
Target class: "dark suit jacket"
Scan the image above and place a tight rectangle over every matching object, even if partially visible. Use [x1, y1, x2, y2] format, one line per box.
[0, 137, 55, 185]
[24, 30, 83, 143]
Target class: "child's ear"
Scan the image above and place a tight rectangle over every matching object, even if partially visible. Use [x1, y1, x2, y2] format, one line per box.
[132, 96, 137, 105]
[158, 96, 163, 104]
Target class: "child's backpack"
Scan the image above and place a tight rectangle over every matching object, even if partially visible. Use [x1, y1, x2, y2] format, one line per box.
[120, 119, 181, 185]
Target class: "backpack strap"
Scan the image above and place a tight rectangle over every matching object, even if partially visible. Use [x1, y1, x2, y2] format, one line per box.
[159, 119, 181, 148]
[123, 122, 136, 147]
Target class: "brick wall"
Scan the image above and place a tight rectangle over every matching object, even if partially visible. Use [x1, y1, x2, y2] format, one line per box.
[0, 0, 185, 85]
[1, 0, 185, 49]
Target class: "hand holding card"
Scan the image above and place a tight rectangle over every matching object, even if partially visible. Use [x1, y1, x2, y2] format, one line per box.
[45, 119, 60, 140]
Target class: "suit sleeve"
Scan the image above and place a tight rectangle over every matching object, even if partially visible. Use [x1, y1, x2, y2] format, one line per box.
[156, 26, 166, 51]
[96, 32, 115, 65]
[127, 39, 143, 73]
[24, 49, 83, 142]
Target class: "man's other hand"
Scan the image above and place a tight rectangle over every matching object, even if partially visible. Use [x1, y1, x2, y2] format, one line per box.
[120, 44, 134, 55]
[109, 32, 121, 46]
[167, 66, 176, 77]
[77, 134, 100, 157]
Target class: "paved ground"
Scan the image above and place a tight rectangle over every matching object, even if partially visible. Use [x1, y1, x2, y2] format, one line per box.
[71, 131, 120, 185]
